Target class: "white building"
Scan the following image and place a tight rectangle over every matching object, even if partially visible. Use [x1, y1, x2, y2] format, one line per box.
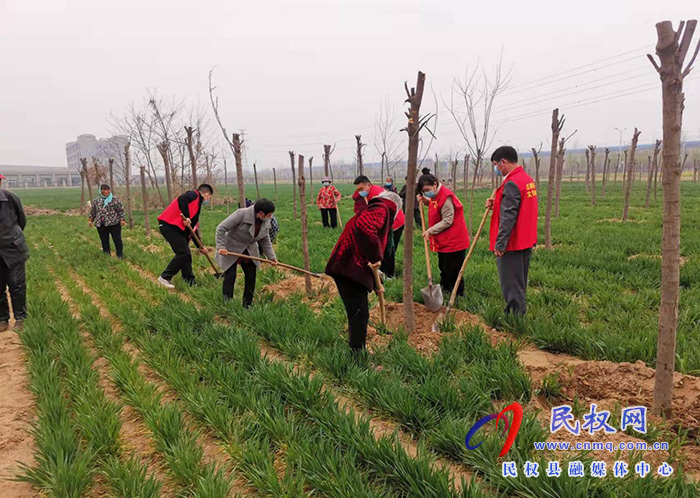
[65, 134, 129, 175]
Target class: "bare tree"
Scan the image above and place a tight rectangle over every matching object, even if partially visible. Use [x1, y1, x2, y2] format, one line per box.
[402, 71, 428, 335]
[555, 132, 577, 217]
[289, 151, 297, 219]
[588, 145, 597, 206]
[231, 133, 245, 206]
[622, 128, 642, 221]
[649, 19, 699, 417]
[108, 158, 114, 188]
[157, 142, 174, 200]
[273, 168, 278, 202]
[253, 163, 261, 199]
[81, 158, 93, 201]
[323, 144, 333, 177]
[355, 135, 365, 176]
[374, 96, 403, 180]
[531, 143, 543, 193]
[462, 153, 470, 203]
[545, 108, 565, 249]
[308, 156, 314, 187]
[584, 148, 591, 193]
[298, 154, 312, 295]
[601, 148, 611, 197]
[124, 142, 134, 228]
[184, 127, 198, 190]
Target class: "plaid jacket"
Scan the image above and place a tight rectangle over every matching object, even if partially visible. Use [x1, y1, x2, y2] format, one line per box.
[325, 197, 396, 291]
[89, 197, 125, 227]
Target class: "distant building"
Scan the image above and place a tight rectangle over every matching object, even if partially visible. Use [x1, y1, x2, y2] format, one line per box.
[0, 165, 76, 187]
[65, 134, 129, 173]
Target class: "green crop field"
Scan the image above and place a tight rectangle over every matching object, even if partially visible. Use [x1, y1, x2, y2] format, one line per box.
[6, 180, 700, 497]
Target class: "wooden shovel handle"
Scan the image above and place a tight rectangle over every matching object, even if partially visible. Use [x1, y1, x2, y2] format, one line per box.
[418, 202, 433, 284]
[181, 214, 220, 273]
[369, 263, 386, 325]
[221, 250, 323, 279]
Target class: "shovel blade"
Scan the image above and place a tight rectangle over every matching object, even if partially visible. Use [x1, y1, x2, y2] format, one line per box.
[421, 284, 444, 312]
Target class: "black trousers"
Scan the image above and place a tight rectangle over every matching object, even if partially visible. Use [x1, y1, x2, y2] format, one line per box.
[380, 227, 404, 278]
[0, 258, 26, 322]
[222, 260, 257, 308]
[334, 276, 369, 351]
[413, 209, 421, 227]
[159, 224, 195, 284]
[438, 249, 466, 298]
[320, 208, 338, 228]
[97, 224, 123, 257]
[496, 248, 533, 315]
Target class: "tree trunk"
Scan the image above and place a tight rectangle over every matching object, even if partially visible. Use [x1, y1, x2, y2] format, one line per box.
[108, 158, 114, 188]
[380, 152, 385, 180]
[309, 156, 314, 187]
[652, 19, 697, 418]
[81, 158, 93, 201]
[589, 146, 597, 206]
[451, 159, 458, 192]
[289, 151, 297, 219]
[157, 142, 173, 201]
[694, 159, 698, 183]
[355, 135, 364, 176]
[124, 143, 134, 228]
[644, 156, 654, 207]
[297, 154, 312, 295]
[555, 140, 565, 218]
[531, 148, 541, 193]
[273, 168, 278, 203]
[253, 163, 260, 199]
[80, 169, 86, 215]
[601, 148, 610, 198]
[463, 154, 469, 204]
[468, 156, 481, 232]
[545, 109, 563, 249]
[184, 126, 198, 189]
[614, 153, 621, 186]
[403, 71, 426, 335]
[323, 145, 332, 177]
[140, 166, 150, 237]
[232, 133, 245, 208]
[585, 148, 591, 193]
[434, 153, 439, 180]
[622, 128, 641, 221]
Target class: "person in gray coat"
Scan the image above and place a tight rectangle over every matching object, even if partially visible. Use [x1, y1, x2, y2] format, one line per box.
[0, 188, 29, 332]
[216, 198, 277, 307]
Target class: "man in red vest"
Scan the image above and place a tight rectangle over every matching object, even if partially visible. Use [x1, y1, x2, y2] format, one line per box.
[351, 176, 384, 215]
[487, 146, 538, 315]
[156, 184, 214, 289]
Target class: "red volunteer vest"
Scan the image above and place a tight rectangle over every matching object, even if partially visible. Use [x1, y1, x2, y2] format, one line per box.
[392, 208, 405, 230]
[428, 185, 470, 253]
[489, 166, 538, 251]
[353, 185, 384, 214]
[158, 193, 201, 230]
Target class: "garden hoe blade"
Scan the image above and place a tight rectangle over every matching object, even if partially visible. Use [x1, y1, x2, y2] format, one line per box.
[421, 281, 443, 312]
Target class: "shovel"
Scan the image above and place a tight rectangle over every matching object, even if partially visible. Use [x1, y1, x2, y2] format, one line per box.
[334, 197, 343, 229]
[368, 262, 385, 325]
[432, 188, 497, 332]
[419, 204, 443, 312]
[181, 214, 223, 278]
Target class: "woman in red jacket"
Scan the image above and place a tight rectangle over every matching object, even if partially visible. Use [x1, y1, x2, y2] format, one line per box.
[316, 177, 342, 228]
[326, 191, 399, 353]
[417, 173, 470, 299]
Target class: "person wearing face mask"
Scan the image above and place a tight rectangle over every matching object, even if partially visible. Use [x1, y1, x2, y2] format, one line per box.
[88, 184, 126, 259]
[383, 177, 398, 194]
[156, 184, 214, 289]
[216, 198, 278, 307]
[316, 177, 342, 228]
[352, 175, 384, 215]
[417, 172, 470, 300]
[326, 191, 399, 354]
[485, 146, 538, 315]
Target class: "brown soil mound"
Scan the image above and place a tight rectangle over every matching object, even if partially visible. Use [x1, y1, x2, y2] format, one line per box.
[24, 205, 80, 216]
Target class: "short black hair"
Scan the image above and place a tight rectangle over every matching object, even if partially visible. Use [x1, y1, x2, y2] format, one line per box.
[198, 183, 214, 194]
[353, 175, 371, 185]
[417, 173, 438, 191]
[254, 198, 275, 214]
[491, 146, 518, 164]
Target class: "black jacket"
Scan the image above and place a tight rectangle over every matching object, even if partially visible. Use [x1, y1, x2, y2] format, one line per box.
[0, 189, 29, 266]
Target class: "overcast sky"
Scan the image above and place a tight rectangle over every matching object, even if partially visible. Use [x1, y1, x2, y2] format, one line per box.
[1, 0, 699, 171]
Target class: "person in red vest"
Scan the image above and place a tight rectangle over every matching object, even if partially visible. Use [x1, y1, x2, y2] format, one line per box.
[351, 175, 384, 215]
[417, 173, 470, 299]
[486, 146, 538, 315]
[379, 192, 405, 278]
[316, 177, 342, 228]
[156, 184, 214, 289]
[326, 191, 399, 354]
